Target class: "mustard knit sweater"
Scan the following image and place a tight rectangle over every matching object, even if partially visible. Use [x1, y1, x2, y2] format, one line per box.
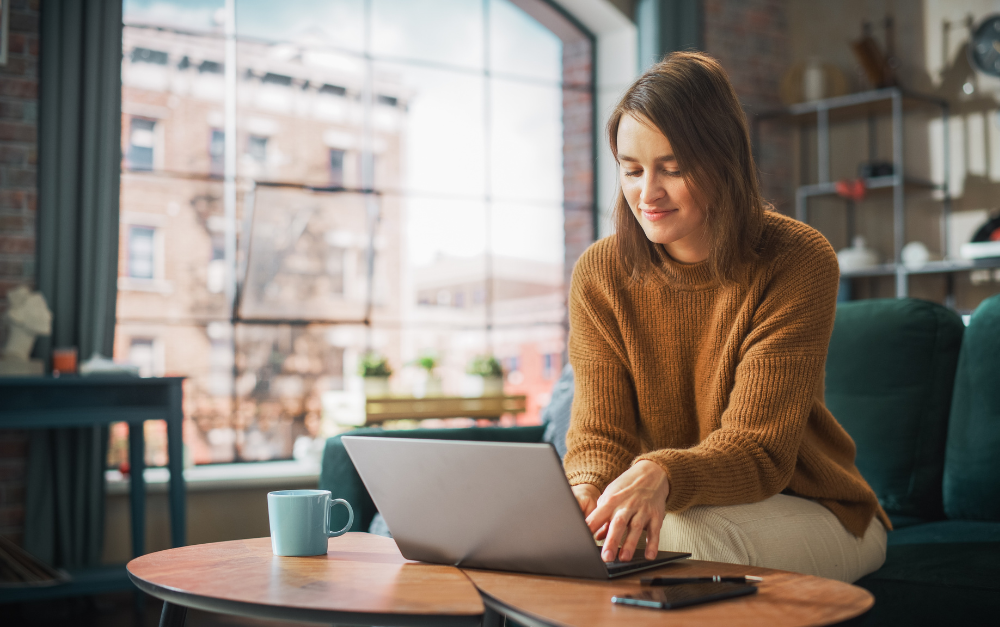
[564, 212, 889, 538]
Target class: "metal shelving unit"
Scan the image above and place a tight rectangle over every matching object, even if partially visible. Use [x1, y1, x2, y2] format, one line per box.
[759, 87, 975, 302]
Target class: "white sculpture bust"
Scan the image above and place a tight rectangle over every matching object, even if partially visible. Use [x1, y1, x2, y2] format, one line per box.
[1, 286, 52, 375]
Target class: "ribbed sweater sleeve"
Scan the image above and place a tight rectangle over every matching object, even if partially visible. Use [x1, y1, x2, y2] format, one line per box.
[563, 249, 640, 491]
[637, 230, 841, 513]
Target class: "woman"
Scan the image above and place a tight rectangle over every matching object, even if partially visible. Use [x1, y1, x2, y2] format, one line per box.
[564, 51, 888, 583]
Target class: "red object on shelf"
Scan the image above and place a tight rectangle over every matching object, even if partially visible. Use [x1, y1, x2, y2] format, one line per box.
[835, 179, 867, 201]
[119, 462, 130, 476]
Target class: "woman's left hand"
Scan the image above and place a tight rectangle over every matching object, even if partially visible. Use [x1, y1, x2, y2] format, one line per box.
[586, 460, 671, 562]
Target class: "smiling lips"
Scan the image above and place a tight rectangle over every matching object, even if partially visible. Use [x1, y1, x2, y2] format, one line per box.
[641, 207, 678, 222]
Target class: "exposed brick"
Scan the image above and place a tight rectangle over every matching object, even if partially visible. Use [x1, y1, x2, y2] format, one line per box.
[26, 35, 39, 58]
[0, 215, 29, 232]
[0, 79, 37, 100]
[0, 57, 29, 78]
[9, 13, 39, 34]
[25, 190, 35, 212]
[6, 168, 36, 188]
[0, 505, 25, 528]
[0, 258, 27, 277]
[0, 190, 25, 209]
[0, 437, 28, 458]
[0, 146, 27, 165]
[0, 121, 35, 142]
[0, 236, 34, 254]
[7, 33, 26, 55]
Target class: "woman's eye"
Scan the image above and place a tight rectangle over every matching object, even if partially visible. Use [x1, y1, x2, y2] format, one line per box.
[665, 170, 682, 177]
[624, 169, 642, 177]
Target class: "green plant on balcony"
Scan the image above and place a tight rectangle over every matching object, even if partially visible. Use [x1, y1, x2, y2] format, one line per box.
[358, 353, 392, 378]
[467, 355, 503, 378]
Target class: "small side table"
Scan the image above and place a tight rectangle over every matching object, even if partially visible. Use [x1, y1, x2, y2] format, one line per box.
[127, 534, 483, 627]
[0, 376, 185, 602]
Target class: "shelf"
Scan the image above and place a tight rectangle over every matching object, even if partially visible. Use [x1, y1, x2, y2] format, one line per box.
[757, 87, 948, 125]
[797, 175, 940, 199]
[364, 395, 527, 424]
[841, 257, 1000, 279]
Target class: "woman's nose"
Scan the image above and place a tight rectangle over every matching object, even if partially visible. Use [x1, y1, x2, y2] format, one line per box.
[640, 175, 665, 205]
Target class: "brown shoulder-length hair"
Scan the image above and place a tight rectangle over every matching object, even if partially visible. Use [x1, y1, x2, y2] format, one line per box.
[608, 51, 768, 284]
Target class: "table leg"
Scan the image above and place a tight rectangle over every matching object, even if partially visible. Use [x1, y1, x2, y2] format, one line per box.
[159, 601, 187, 627]
[166, 381, 186, 547]
[482, 606, 505, 627]
[128, 420, 146, 559]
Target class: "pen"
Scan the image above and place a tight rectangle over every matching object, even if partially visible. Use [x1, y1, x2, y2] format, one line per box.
[640, 575, 764, 585]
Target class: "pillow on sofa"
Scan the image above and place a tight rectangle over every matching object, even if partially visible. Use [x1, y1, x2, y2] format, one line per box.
[944, 293, 1000, 520]
[825, 299, 964, 524]
[541, 364, 574, 459]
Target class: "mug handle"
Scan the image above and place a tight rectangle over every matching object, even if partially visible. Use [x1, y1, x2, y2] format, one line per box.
[328, 499, 354, 537]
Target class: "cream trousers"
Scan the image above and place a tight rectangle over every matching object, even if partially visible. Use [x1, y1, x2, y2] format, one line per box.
[655, 494, 886, 583]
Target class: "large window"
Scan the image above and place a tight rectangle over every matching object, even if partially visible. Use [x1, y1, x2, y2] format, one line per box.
[114, 0, 593, 466]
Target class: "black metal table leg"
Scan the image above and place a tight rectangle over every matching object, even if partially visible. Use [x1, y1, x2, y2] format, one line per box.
[159, 601, 188, 627]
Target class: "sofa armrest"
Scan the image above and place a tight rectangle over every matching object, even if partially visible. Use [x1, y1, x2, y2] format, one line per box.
[319, 425, 546, 531]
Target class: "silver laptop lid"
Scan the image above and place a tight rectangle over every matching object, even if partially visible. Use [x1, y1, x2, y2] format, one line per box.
[342, 436, 610, 579]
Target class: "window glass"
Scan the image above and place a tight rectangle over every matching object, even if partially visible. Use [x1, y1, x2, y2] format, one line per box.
[209, 129, 224, 176]
[236, 0, 365, 53]
[371, 0, 484, 70]
[128, 225, 156, 279]
[329, 149, 346, 187]
[115, 0, 591, 466]
[127, 118, 156, 171]
[489, 0, 561, 82]
[375, 61, 486, 196]
[490, 79, 563, 203]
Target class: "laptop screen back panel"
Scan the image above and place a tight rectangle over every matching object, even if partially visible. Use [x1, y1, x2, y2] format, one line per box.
[342, 437, 610, 579]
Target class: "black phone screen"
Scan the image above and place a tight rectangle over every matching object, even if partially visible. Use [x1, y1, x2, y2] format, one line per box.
[611, 582, 758, 610]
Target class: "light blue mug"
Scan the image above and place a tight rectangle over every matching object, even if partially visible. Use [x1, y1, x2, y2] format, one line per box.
[267, 489, 354, 556]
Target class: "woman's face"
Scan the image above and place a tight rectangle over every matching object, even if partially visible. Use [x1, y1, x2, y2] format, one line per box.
[617, 113, 709, 264]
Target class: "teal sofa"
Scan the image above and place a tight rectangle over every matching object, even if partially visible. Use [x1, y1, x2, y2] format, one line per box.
[319, 296, 1000, 626]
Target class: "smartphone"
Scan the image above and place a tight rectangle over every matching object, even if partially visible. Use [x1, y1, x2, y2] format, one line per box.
[611, 582, 758, 610]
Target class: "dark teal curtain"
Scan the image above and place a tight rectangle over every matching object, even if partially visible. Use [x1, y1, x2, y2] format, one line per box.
[25, 0, 122, 568]
[637, 0, 703, 70]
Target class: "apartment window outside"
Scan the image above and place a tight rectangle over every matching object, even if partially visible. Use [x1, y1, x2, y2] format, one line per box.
[247, 135, 267, 163]
[127, 118, 155, 171]
[329, 149, 345, 187]
[127, 225, 155, 279]
[209, 129, 224, 176]
[116, 0, 593, 467]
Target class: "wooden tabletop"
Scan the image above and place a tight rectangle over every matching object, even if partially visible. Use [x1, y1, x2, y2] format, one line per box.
[464, 558, 874, 627]
[126, 533, 483, 627]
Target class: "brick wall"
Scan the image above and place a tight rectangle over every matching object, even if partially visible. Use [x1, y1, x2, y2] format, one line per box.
[562, 37, 595, 297]
[704, 0, 794, 214]
[0, 0, 40, 547]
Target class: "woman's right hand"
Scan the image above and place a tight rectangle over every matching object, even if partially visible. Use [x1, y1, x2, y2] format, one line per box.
[571, 483, 601, 518]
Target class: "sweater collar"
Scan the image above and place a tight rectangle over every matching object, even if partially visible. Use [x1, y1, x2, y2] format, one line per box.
[650, 244, 717, 289]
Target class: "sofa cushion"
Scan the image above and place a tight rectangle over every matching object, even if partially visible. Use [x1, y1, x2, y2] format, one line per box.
[541, 364, 574, 459]
[944, 293, 1000, 521]
[855, 542, 1000, 627]
[887, 520, 1000, 545]
[825, 299, 964, 523]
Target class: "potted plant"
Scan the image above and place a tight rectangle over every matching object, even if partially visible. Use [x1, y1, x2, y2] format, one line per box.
[414, 354, 443, 397]
[467, 355, 504, 396]
[358, 352, 392, 398]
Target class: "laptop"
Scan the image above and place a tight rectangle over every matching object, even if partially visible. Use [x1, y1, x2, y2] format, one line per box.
[341, 437, 691, 579]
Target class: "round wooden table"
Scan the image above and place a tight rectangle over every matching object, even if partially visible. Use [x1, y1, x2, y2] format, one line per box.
[465, 558, 874, 627]
[126, 533, 483, 627]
